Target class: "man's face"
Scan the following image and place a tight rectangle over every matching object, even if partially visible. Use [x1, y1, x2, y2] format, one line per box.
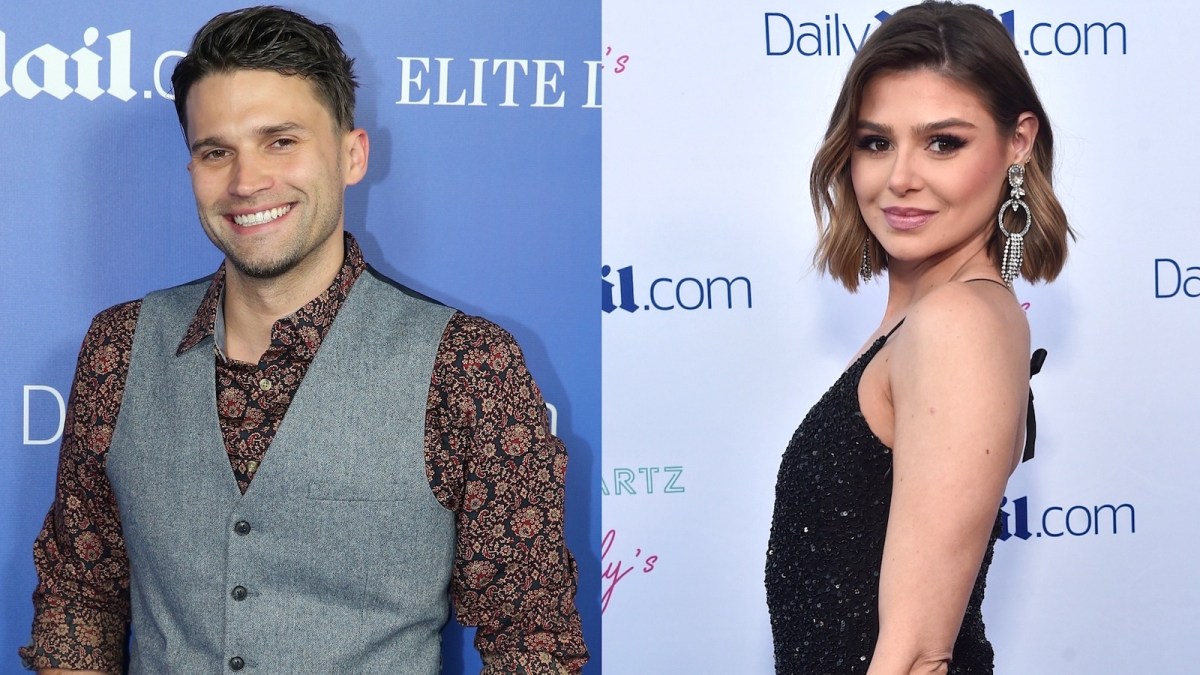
[185, 70, 366, 281]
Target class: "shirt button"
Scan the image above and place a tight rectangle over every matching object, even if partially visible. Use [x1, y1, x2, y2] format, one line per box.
[231, 585, 248, 601]
[259, 378, 272, 391]
[234, 521, 251, 536]
[229, 656, 245, 671]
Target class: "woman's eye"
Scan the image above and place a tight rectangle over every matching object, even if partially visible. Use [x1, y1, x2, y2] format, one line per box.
[856, 136, 890, 153]
[929, 136, 965, 153]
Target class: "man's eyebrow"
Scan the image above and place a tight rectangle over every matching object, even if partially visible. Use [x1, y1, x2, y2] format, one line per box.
[189, 122, 308, 154]
[257, 122, 306, 136]
[855, 118, 978, 135]
[189, 135, 225, 154]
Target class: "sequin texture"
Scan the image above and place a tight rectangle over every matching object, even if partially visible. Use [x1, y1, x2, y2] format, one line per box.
[765, 333, 998, 674]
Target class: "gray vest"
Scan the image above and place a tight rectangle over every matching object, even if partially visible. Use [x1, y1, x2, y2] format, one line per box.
[107, 270, 457, 674]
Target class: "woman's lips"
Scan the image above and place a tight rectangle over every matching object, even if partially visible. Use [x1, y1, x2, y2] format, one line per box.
[882, 207, 936, 231]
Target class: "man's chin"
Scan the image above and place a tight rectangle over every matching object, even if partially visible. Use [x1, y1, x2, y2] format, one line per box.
[227, 254, 302, 280]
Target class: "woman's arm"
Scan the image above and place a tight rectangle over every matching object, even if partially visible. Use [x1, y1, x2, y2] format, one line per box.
[867, 283, 1030, 675]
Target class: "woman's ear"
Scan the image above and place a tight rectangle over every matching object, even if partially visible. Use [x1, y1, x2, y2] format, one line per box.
[1011, 112, 1040, 164]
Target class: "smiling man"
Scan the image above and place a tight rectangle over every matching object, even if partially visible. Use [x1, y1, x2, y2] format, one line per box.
[21, 6, 587, 675]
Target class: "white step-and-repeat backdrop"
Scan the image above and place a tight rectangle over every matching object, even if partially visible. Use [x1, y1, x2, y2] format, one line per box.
[603, 2, 1196, 673]
[0, 2, 600, 672]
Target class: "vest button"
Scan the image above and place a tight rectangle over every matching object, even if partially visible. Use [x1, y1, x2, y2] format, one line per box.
[229, 656, 245, 671]
[234, 520, 251, 535]
[258, 377, 272, 391]
[231, 585, 248, 601]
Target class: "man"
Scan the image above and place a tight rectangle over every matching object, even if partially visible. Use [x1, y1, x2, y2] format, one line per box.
[21, 6, 587, 674]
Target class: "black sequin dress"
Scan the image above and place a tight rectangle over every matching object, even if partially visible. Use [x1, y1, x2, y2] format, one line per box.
[765, 327, 998, 674]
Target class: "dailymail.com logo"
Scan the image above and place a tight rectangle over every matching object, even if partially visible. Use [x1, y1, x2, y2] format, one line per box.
[602, 264, 752, 314]
[0, 27, 183, 101]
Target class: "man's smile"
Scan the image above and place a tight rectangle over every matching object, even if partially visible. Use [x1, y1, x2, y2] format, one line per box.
[230, 203, 293, 227]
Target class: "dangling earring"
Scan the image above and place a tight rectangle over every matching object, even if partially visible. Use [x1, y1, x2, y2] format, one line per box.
[860, 234, 873, 282]
[998, 163, 1032, 285]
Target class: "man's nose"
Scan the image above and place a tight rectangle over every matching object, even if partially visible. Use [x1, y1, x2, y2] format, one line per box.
[229, 152, 273, 197]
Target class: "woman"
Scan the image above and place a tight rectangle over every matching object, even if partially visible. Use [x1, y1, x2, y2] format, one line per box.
[764, 2, 1072, 674]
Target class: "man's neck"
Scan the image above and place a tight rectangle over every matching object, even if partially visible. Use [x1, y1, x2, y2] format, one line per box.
[221, 235, 345, 363]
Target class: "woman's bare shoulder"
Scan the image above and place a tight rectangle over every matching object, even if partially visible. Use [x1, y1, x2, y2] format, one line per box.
[887, 281, 1031, 403]
[902, 280, 1030, 352]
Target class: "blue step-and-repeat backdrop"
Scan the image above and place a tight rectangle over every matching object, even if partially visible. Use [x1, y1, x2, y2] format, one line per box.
[0, 2, 600, 672]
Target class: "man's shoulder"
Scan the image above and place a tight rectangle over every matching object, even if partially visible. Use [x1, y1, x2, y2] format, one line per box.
[438, 313, 532, 388]
[361, 267, 448, 309]
[443, 312, 518, 351]
[141, 274, 215, 303]
[85, 275, 216, 348]
[89, 298, 144, 337]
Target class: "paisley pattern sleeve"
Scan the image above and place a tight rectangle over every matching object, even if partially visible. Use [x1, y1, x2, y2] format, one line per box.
[19, 301, 140, 672]
[425, 312, 588, 674]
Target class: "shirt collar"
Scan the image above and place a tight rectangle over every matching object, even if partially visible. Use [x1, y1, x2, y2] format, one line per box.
[176, 232, 367, 356]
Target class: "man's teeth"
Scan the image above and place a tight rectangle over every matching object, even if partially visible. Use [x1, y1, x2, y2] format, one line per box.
[233, 205, 291, 227]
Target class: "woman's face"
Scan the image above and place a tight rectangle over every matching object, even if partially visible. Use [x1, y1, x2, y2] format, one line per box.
[850, 68, 1025, 272]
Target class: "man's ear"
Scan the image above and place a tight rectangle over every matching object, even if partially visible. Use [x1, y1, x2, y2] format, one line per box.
[343, 128, 369, 186]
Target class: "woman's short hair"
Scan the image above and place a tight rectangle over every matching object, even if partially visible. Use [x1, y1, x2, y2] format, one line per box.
[811, 1, 1073, 290]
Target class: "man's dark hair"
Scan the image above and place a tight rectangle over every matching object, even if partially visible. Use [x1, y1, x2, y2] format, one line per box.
[171, 5, 358, 138]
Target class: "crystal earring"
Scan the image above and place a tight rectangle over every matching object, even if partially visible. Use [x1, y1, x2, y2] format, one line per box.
[997, 164, 1032, 285]
[860, 234, 873, 282]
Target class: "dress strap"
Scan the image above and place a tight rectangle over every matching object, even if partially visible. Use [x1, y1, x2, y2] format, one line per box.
[963, 277, 1009, 289]
[1023, 348, 1048, 463]
[883, 318, 906, 339]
